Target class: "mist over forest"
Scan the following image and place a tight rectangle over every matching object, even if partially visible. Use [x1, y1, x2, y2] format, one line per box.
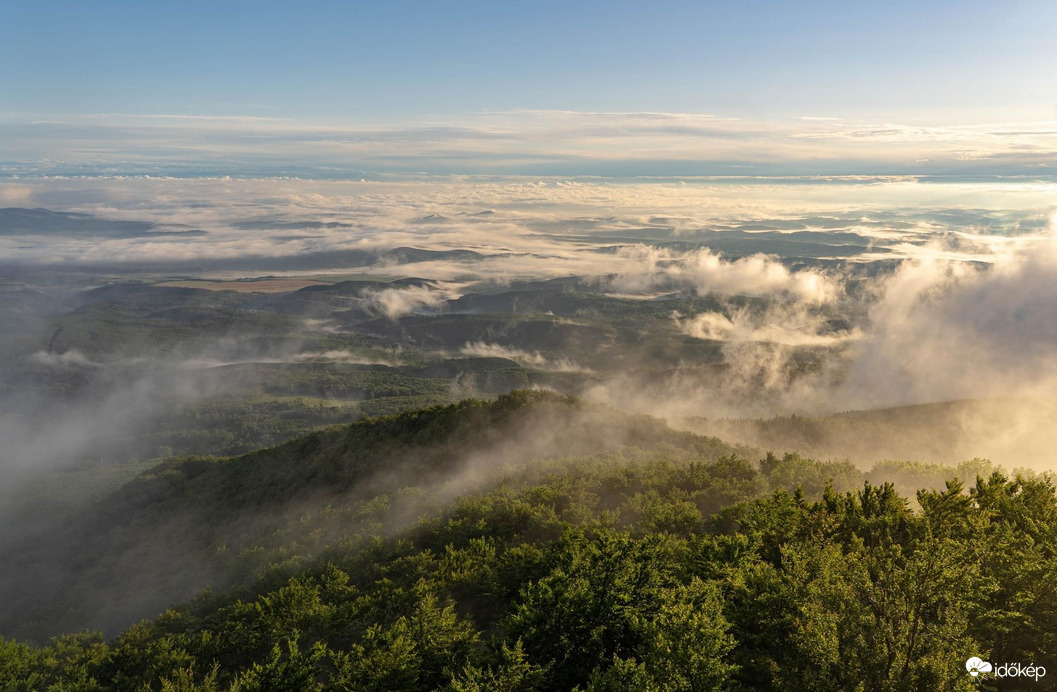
[4, 177, 1057, 485]
[1, 173, 1056, 689]
[5, 1, 1057, 685]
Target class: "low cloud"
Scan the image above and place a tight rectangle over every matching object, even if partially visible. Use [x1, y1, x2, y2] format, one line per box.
[836, 229, 1057, 408]
[606, 245, 837, 302]
[461, 341, 589, 372]
[2, 177, 1054, 283]
[366, 285, 452, 319]
[4, 176, 1057, 471]
[681, 249, 835, 302]
[676, 308, 858, 347]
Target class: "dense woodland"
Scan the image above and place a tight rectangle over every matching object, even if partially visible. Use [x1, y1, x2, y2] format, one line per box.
[1, 392, 1054, 690]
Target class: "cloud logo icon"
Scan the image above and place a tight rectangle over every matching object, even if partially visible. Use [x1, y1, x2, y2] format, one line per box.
[966, 657, 993, 676]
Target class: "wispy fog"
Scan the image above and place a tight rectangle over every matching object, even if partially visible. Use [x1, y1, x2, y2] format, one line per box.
[2, 176, 1057, 478]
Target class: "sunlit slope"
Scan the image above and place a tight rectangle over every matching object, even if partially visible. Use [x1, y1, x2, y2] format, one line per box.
[3, 401, 1056, 690]
[705, 396, 1057, 469]
[0, 391, 742, 641]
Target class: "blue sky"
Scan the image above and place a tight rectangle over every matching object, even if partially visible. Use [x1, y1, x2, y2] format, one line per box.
[3, 1, 1057, 177]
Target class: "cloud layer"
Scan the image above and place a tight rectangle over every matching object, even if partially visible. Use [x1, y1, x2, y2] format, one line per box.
[4, 176, 1057, 444]
[3, 110, 1057, 178]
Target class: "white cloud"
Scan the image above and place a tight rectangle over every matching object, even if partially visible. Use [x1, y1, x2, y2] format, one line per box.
[682, 249, 835, 303]
[3, 110, 1056, 177]
[366, 285, 451, 319]
[460, 342, 589, 372]
[606, 245, 837, 302]
[838, 232, 1057, 407]
[676, 309, 857, 347]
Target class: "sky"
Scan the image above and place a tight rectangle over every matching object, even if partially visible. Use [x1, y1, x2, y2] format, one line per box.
[3, 0, 1057, 177]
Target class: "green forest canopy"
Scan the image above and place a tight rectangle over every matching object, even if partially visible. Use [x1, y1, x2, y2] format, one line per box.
[1, 391, 1054, 691]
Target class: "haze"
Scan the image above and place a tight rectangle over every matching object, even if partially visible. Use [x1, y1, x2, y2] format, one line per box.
[3, 2, 1057, 689]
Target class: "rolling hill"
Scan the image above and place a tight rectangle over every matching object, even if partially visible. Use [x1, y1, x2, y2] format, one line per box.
[3, 392, 1055, 690]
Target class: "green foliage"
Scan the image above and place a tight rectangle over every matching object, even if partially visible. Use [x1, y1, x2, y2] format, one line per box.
[2, 395, 1056, 690]
[449, 640, 544, 692]
[157, 663, 225, 692]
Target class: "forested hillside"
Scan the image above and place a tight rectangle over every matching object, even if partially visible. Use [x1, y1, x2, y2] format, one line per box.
[1, 392, 1054, 690]
[0, 392, 740, 641]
